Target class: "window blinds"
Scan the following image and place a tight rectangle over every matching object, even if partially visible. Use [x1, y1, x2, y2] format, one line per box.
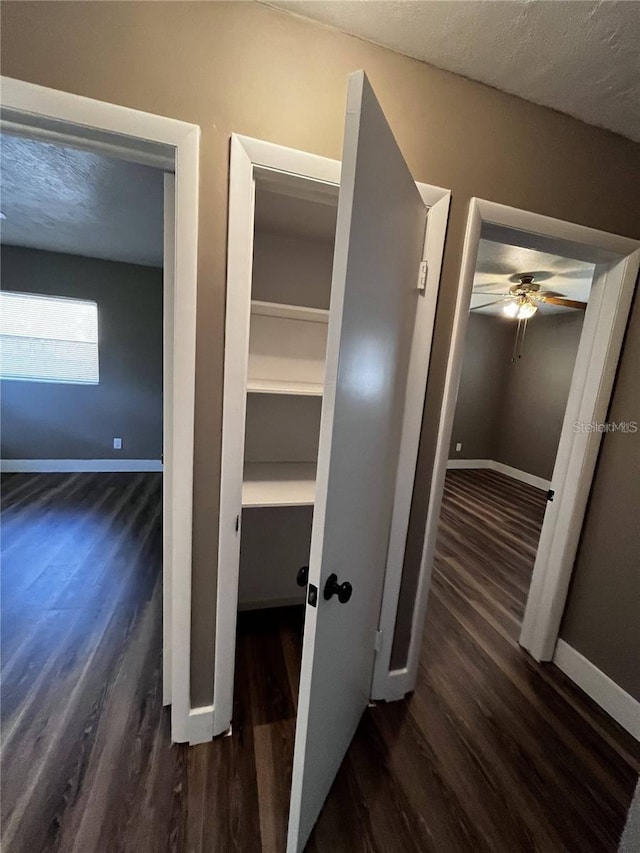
[0, 291, 99, 384]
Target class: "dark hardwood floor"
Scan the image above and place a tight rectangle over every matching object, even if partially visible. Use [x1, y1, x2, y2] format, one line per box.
[1, 470, 638, 852]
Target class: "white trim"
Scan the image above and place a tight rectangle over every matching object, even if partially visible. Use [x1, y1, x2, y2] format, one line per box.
[446, 458, 493, 470]
[445, 458, 551, 491]
[1, 76, 200, 745]
[371, 188, 451, 700]
[234, 135, 341, 186]
[0, 458, 163, 473]
[162, 173, 175, 708]
[410, 197, 639, 690]
[187, 704, 215, 745]
[554, 640, 640, 740]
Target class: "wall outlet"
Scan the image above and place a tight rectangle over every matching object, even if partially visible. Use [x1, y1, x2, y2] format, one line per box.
[113, 438, 123, 450]
[455, 442, 462, 452]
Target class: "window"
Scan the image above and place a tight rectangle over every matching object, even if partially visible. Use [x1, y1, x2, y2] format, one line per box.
[0, 291, 99, 384]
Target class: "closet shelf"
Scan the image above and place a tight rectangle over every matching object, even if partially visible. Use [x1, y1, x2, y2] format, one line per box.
[242, 462, 316, 508]
[251, 300, 329, 324]
[247, 378, 323, 397]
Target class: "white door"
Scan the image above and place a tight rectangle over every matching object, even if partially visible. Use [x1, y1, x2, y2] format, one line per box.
[287, 71, 428, 853]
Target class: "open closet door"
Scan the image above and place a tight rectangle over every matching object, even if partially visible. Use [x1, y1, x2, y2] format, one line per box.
[287, 71, 428, 853]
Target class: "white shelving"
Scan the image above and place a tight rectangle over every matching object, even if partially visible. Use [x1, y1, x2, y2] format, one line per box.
[242, 462, 316, 508]
[247, 300, 328, 398]
[247, 378, 323, 396]
[251, 300, 329, 324]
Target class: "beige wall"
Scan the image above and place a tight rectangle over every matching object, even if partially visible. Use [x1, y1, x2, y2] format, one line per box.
[2, 1, 638, 706]
[496, 311, 584, 480]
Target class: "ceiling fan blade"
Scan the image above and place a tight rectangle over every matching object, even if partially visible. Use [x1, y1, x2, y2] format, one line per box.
[472, 291, 506, 296]
[529, 289, 564, 299]
[475, 260, 520, 276]
[470, 300, 504, 311]
[537, 296, 588, 310]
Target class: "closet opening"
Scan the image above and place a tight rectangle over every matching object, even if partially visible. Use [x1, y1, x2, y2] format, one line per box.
[235, 167, 339, 746]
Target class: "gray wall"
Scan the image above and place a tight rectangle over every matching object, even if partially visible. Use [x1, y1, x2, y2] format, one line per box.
[449, 311, 584, 481]
[1, 246, 163, 460]
[447, 313, 513, 461]
[560, 291, 640, 701]
[496, 312, 584, 480]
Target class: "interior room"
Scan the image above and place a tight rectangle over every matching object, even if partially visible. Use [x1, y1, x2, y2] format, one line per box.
[1, 3, 639, 853]
[0, 132, 170, 850]
[431, 235, 594, 643]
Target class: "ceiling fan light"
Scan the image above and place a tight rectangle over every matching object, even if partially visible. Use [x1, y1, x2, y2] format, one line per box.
[517, 301, 537, 320]
[503, 301, 519, 318]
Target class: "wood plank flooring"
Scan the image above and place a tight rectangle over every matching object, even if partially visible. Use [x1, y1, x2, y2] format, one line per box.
[1, 470, 638, 852]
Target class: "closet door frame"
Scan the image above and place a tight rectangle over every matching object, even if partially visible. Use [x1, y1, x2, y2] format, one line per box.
[215, 134, 450, 735]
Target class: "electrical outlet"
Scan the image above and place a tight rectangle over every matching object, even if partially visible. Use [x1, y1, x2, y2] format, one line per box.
[455, 442, 462, 452]
[113, 438, 122, 450]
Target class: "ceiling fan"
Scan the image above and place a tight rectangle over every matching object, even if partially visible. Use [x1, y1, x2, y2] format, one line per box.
[473, 274, 588, 320]
[472, 273, 588, 361]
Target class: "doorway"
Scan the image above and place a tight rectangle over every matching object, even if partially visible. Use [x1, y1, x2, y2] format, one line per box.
[228, 167, 340, 846]
[0, 76, 199, 744]
[216, 73, 452, 850]
[400, 199, 639, 700]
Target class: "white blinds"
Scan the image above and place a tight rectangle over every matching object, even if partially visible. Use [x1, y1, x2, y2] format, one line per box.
[0, 291, 99, 384]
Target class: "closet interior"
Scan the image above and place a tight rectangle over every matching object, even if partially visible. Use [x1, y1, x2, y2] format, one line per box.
[238, 170, 339, 612]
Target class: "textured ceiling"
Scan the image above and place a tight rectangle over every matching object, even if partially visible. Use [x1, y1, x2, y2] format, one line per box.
[472, 239, 595, 316]
[268, 0, 640, 141]
[0, 134, 164, 267]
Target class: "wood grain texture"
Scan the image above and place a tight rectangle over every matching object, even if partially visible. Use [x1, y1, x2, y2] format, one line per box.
[2, 470, 638, 852]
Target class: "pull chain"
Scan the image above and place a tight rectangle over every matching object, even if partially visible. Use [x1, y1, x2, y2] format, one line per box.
[511, 317, 529, 361]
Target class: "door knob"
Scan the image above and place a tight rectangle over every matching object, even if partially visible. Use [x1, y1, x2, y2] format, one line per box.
[297, 565, 309, 587]
[323, 573, 353, 604]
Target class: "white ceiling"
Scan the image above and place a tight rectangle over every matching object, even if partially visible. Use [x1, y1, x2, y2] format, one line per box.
[268, 0, 640, 142]
[472, 239, 594, 316]
[0, 134, 164, 267]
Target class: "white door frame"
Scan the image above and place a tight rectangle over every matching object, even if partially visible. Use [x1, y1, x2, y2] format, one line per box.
[0, 77, 200, 744]
[415, 197, 639, 680]
[215, 133, 450, 734]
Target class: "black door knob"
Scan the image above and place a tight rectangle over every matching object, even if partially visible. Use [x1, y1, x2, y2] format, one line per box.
[323, 573, 353, 604]
[296, 565, 309, 587]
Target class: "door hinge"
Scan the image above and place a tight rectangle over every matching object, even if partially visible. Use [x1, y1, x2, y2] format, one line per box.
[547, 489, 555, 502]
[374, 629, 383, 653]
[417, 260, 428, 293]
[235, 514, 240, 532]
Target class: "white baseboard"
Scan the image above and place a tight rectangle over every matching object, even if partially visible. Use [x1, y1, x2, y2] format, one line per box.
[1, 459, 163, 473]
[188, 704, 215, 745]
[554, 639, 640, 740]
[447, 458, 493, 470]
[447, 458, 550, 491]
[490, 460, 551, 491]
